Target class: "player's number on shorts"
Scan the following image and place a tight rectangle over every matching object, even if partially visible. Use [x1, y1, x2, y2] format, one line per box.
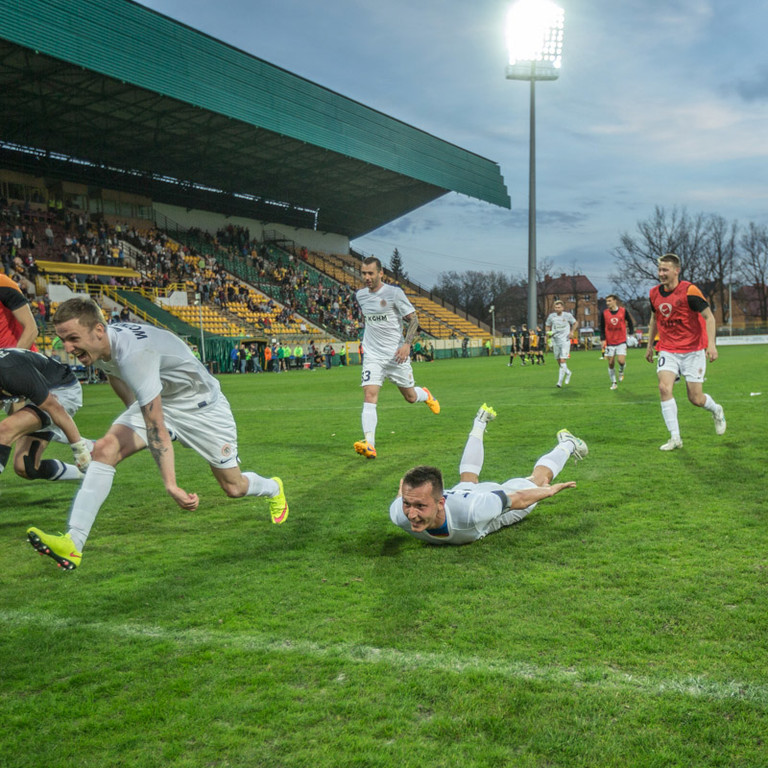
[657, 355, 666, 368]
[361, 370, 371, 384]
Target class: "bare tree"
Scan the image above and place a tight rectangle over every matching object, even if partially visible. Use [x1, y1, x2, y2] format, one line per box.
[706, 215, 739, 324]
[738, 222, 768, 322]
[433, 270, 518, 325]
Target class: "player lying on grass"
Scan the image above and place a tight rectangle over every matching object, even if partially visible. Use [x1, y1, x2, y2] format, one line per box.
[389, 404, 587, 545]
[0, 347, 91, 483]
[27, 298, 288, 572]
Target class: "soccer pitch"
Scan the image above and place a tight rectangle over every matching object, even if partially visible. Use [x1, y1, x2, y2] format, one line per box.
[1, 346, 766, 767]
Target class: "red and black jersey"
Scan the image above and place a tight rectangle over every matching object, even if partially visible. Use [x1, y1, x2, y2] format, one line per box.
[600, 307, 635, 346]
[649, 281, 709, 353]
[0, 348, 77, 405]
[0, 274, 29, 347]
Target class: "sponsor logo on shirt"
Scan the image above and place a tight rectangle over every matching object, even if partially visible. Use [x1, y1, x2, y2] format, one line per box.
[366, 313, 389, 323]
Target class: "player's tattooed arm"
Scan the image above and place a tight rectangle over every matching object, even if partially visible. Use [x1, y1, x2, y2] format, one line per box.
[402, 312, 419, 345]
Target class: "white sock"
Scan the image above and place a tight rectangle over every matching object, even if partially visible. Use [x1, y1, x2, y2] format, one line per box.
[67, 461, 116, 551]
[557, 363, 567, 385]
[534, 445, 570, 479]
[702, 393, 718, 413]
[609, 369, 616, 384]
[412, 387, 428, 403]
[362, 402, 377, 445]
[49, 461, 82, 481]
[459, 420, 487, 476]
[244, 472, 279, 497]
[661, 399, 680, 439]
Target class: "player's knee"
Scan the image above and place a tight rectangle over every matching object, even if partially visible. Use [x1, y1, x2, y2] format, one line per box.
[403, 391, 418, 403]
[92, 435, 120, 464]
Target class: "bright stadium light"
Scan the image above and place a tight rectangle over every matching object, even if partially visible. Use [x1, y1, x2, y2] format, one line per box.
[505, 0, 564, 329]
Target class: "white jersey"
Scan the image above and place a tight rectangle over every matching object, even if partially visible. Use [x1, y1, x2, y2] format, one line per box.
[389, 479, 537, 545]
[356, 283, 416, 362]
[545, 312, 577, 344]
[97, 323, 221, 407]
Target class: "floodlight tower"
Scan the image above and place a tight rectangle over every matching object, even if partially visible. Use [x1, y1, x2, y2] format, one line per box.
[505, 0, 564, 330]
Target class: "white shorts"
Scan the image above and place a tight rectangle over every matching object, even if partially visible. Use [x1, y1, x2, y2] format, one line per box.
[360, 358, 415, 389]
[30, 382, 83, 444]
[551, 340, 571, 360]
[605, 343, 627, 358]
[113, 393, 240, 468]
[656, 349, 706, 383]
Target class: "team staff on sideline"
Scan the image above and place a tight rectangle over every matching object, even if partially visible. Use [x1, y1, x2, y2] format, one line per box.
[27, 298, 289, 571]
[0, 273, 38, 349]
[389, 403, 588, 544]
[545, 301, 578, 388]
[600, 294, 635, 390]
[0, 348, 91, 483]
[645, 253, 726, 451]
[353, 257, 439, 460]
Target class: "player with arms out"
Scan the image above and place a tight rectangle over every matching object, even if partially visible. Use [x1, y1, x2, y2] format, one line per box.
[390, 403, 587, 544]
[645, 253, 725, 451]
[0, 348, 91, 484]
[600, 294, 635, 390]
[545, 301, 578, 388]
[27, 298, 288, 571]
[353, 257, 439, 460]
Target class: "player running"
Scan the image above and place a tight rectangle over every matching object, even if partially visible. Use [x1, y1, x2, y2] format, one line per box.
[645, 253, 726, 451]
[545, 301, 578, 388]
[353, 257, 439, 460]
[600, 294, 635, 389]
[27, 298, 288, 571]
[389, 403, 587, 545]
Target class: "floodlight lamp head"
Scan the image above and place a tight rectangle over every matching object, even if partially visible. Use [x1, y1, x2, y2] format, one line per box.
[505, 0, 564, 81]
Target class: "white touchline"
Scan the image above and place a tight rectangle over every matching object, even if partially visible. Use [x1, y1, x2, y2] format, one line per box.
[3, 609, 765, 705]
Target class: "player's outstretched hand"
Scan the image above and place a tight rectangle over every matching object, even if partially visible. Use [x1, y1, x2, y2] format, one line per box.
[168, 485, 200, 511]
[549, 481, 576, 497]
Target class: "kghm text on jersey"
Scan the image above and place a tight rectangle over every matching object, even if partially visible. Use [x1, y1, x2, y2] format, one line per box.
[365, 313, 388, 323]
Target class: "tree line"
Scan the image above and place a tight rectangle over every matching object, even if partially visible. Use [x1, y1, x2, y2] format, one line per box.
[394, 206, 768, 331]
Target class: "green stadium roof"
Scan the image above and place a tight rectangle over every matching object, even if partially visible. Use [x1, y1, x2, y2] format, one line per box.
[0, 0, 510, 237]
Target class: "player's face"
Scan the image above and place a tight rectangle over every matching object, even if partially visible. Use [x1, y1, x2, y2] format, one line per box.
[606, 297, 618, 311]
[56, 318, 109, 366]
[657, 261, 680, 289]
[361, 263, 383, 291]
[554, 303, 564, 314]
[401, 482, 445, 533]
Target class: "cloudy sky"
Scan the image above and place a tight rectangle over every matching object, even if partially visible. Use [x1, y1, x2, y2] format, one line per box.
[136, 0, 768, 294]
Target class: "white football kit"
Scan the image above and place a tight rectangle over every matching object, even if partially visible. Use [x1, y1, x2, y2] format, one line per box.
[389, 478, 538, 545]
[545, 311, 576, 359]
[356, 283, 416, 387]
[97, 323, 239, 468]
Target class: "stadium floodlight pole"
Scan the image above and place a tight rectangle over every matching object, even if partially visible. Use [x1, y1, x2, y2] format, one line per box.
[505, 0, 564, 330]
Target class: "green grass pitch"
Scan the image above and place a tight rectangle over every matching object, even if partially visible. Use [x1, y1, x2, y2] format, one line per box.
[1, 345, 767, 767]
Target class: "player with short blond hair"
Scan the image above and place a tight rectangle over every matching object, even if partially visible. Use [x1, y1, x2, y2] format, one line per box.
[27, 297, 288, 571]
[645, 253, 725, 451]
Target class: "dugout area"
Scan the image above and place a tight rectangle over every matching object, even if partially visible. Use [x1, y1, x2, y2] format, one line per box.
[0, 0, 510, 242]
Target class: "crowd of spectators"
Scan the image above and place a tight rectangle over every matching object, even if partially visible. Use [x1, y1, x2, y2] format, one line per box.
[3, 198, 368, 342]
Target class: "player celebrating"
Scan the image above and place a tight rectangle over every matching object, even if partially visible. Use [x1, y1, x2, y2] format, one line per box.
[27, 298, 288, 571]
[545, 301, 578, 387]
[645, 253, 726, 451]
[389, 403, 587, 545]
[353, 257, 439, 460]
[0, 348, 91, 483]
[600, 294, 635, 389]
